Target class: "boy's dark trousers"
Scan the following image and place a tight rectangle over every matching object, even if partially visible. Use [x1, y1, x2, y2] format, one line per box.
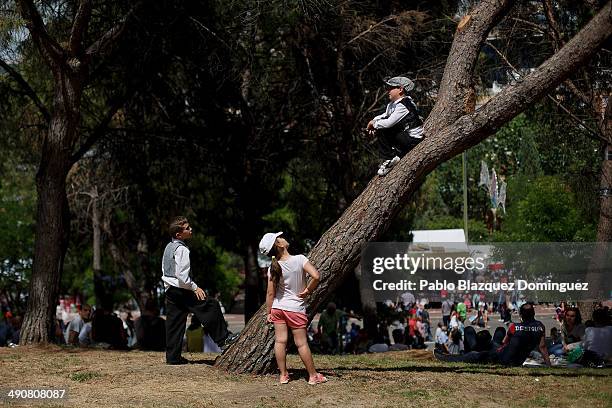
[165, 286, 229, 364]
[378, 129, 422, 160]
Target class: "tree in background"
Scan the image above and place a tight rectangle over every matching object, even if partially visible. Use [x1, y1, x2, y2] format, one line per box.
[0, 0, 175, 344]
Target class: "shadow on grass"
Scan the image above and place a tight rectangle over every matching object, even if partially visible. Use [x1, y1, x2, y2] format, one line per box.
[188, 358, 217, 365]
[179, 352, 610, 378]
[328, 364, 611, 377]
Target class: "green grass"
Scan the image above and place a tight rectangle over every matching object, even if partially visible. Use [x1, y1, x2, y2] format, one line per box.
[400, 389, 430, 399]
[69, 371, 102, 382]
[530, 395, 550, 407]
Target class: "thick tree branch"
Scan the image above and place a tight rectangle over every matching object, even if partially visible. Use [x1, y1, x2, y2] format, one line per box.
[17, 0, 65, 67]
[69, 0, 93, 55]
[425, 0, 515, 136]
[0, 57, 51, 122]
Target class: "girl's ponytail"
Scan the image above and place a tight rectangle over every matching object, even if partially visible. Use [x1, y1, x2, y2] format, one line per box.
[269, 248, 282, 288]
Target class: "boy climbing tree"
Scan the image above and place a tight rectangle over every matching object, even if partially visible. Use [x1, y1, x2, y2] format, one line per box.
[367, 76, 424, 176]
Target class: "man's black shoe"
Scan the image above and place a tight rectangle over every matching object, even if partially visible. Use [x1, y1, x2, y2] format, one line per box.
[167, 357, 190, 365]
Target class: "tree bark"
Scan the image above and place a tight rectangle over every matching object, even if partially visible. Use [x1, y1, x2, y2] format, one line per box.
[21, 72, 82, 343]
[215, 1, 612, 374]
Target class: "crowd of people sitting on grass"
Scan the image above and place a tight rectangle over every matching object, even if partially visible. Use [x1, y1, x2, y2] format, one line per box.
[308, 298, 432, 355]
[3, 294, 611, 369]
[55, 299, 166, 351]
[433, 299, 612, 368]
[0, 299, 168, 351]
[1, 294, 228, 354]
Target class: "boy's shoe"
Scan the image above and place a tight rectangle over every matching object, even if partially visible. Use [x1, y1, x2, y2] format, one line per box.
[279, 374, 290, 384]
[308, 373, 328, 385]
[167, 356, 190, 365]
[377, 156, 401, 176]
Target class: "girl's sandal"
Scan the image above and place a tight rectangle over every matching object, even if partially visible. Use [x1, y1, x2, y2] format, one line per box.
[279, 374, 290, 384]
[307, 373, 328, 385]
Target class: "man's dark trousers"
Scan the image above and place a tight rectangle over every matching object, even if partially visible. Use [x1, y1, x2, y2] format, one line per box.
[165, 286, 229, 364]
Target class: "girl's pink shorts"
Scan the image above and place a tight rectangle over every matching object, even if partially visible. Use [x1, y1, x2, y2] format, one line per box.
[270, 308, 308, 329]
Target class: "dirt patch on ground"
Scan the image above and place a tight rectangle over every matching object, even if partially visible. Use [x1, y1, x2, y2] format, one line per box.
[1, 346, 610, 407]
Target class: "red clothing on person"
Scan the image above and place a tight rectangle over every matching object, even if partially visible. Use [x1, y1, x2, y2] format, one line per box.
[270, 308, 308, 329]
[408, 318, 417, 337]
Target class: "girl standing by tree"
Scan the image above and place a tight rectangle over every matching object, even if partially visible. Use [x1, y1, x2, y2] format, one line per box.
[259, 232, 327, 385]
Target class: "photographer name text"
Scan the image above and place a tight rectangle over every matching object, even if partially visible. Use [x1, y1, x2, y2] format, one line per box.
[372, 279, 589, 293]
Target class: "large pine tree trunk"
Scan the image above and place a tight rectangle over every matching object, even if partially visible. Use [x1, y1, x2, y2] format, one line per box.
[20, 73, 82, 344]
[20, 169, 71, 343]
[215, 1, 612, 374]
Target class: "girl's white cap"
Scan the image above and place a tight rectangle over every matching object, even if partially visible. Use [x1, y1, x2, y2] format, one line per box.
[259, 232, 283, 255]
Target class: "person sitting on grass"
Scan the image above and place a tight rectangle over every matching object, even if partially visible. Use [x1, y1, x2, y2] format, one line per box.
[388, 329, 410, 351]
[561, 307, 585, 354]
[582, 306, 612, 366]
[0, 314, 14, 347]
[447, 328, 463, 355]
[434, 303, 551, 367]
[435, 322, 449, 353]
[64, 304, 91, 346]
[547, 327, 562, 350]
[135, 299, 166, 351]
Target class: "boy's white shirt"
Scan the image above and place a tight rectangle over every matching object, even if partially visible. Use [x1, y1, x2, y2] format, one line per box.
[162, 239, 199, 291]
[372, 99, 409, 129]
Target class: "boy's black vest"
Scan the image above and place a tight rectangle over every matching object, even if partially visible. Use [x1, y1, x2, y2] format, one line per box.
[379, 97, 423, 139]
